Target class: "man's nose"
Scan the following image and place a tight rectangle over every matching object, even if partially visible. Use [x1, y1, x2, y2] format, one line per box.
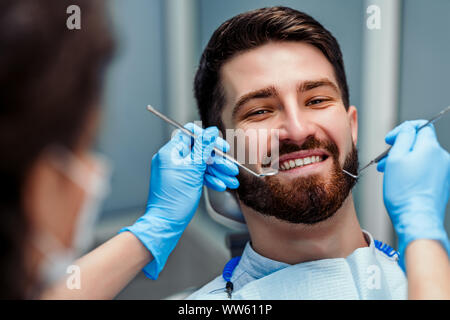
[277, 103, 317, 143]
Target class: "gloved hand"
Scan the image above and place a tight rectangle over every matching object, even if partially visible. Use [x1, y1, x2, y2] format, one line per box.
[377, 120, 450, 272]
[120, 123, 239, 279]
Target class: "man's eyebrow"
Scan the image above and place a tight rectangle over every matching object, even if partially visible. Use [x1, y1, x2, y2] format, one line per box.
[298, 78, 340, 94]
[232, 86, 278, 120]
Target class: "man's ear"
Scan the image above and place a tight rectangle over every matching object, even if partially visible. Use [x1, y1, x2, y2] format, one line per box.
[347, 106, 358, 145]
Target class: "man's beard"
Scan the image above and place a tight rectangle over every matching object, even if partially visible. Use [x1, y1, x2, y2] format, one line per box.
[236, 136, 359, 225]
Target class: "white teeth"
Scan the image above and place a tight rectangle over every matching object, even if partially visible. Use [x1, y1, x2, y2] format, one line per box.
[280, 155, 324, 171]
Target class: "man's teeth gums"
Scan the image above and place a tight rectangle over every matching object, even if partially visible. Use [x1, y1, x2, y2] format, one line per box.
[280, 155, 325, 171]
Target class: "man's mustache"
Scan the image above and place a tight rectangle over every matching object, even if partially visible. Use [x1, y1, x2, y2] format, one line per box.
[276, 135, 339, 160]
[260, 135, 339, 169]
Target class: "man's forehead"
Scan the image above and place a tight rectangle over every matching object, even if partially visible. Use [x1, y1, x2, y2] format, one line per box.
[220, 41, 338, 102]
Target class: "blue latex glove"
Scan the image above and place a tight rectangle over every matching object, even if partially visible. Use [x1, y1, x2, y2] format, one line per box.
[120, 123, 239, 279]
[377, 120, 450, 272]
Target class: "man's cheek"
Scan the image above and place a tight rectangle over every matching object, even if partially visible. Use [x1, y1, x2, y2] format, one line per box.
[235, 128, 279, 169]
[258, 129, 280, 169]
[226, 128, 260, 167]
[325, 129, 349, 165]
[337, 140, 357, 171]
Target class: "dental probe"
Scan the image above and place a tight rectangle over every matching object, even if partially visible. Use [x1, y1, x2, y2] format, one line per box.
[343, 105, 450, 179]
[146, 105, 278, 178]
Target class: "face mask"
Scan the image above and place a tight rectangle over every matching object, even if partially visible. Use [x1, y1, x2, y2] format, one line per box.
[32, 146, 112, 288]
[68, 151, 112, 254]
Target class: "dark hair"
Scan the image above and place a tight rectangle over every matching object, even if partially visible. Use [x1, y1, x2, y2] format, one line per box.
[0, 0, 114, 298]
[194, 6, 349, 131]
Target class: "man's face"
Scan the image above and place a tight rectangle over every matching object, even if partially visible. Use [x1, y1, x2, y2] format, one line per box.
[220, 41, 359, 224]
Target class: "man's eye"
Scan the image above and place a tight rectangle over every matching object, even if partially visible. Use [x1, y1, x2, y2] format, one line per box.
[248, 109, 269, 117]
[306, 99, 327, 106]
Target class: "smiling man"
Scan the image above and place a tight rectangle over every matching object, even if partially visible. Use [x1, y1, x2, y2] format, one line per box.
[188, 6, 407, 299]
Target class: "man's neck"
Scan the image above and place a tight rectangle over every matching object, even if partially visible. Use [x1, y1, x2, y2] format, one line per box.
[240, 193, 368, 264]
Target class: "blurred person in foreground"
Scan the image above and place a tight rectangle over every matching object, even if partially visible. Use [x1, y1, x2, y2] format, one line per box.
[0, 0, 238, 299]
